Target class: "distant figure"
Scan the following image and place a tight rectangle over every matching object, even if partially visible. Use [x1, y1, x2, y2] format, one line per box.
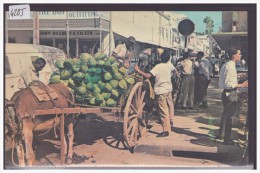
[210, 56, 219, 77]
[171, 52, 178, 66]
[194, 51, 203, 105]
[241, 58, 246, 68]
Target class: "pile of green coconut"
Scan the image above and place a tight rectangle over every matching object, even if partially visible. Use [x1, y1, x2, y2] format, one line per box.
[49, 52, 135, 107]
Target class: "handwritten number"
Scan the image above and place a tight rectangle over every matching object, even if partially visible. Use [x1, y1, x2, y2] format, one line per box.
[20, 8, 26, 16]
[10, 8, 26, 17]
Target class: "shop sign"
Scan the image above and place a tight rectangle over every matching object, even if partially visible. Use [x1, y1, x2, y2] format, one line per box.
[38, 11, 110, 20]
[40, 30, 100, 38]
[7, 11, 110, 20]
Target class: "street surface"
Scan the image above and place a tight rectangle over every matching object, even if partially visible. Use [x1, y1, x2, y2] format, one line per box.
[4, 78, 250, 169]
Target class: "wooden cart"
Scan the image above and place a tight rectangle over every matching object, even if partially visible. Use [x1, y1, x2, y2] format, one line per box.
[29, 81, 149, 165]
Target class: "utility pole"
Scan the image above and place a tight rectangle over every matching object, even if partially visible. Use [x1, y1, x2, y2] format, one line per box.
[99, 16, 102, 51]
[33, 11, 39, 44]
[208, 20, 212, 57]
[66, 11, 70, 58]
[159, 14, 161, 46]
[5, 11, 8, 43]
[109, 11, 112, 56]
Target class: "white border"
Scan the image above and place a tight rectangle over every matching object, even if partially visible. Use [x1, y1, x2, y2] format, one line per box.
[0, 1, 259, 173]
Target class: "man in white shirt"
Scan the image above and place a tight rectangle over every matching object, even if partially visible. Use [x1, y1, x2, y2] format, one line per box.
[198, 55, 213, 108]
[180, 53, 195, 109]
[135, 50, 179, 137]
[217, 48, 248, 145]
[21, 57, 46, 87]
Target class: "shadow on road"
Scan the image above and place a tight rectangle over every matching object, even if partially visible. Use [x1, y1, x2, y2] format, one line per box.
[171, 126, 246, 166]
[172, 126, 210, 139]
[74, 113, 128, 150]
[171, 150, 238, 164]
[170, 78, 248, 166]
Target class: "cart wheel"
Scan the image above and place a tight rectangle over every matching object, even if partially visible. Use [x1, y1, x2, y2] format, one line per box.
[123, 82, 146, 148]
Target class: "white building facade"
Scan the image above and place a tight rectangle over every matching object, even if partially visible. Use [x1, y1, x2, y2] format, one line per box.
[6, 11, 196, 58]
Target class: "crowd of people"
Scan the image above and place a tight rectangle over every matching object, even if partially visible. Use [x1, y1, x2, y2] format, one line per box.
[22, 36, 248, 144]
[112, 36, 248, 144]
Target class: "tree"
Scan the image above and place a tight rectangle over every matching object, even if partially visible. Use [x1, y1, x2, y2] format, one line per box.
[195, 32, 205, 36]
[203, 16, 214, 35]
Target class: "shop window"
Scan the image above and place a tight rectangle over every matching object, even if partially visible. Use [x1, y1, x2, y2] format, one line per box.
[8, 37, 16, 43]
[29, 38, 33, 44]
[166, 28, 168, 41]
[5, 56, 11, 75]
[162, 27, 164, 40]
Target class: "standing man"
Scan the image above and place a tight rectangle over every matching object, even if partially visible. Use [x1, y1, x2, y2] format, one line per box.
[241, 58, 246, 68]
[112, 36, 136, 70]
[198, 54, 213, 108]
[134, 50, 179, 137]
[217, 48, 248, 145]
[171, 51, 177, 66]
[21, 57, 47, 87]
[180, 52, 195, 109]
[193, 51, 203, 105]
[210, 56, 218, 77]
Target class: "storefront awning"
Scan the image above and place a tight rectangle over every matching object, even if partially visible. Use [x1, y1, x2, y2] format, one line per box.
[113, 32, 174, 50]
[211, 32, 248, 50]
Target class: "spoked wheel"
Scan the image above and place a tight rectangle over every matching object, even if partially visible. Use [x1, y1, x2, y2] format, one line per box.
[123, 82, 147, 149]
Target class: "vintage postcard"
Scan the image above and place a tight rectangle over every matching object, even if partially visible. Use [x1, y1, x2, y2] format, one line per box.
[2, 1, 257, 171]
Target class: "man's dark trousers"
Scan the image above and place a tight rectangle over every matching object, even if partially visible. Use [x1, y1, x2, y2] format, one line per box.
[218, 90, 238, 141]
[198, 75, 210, 106]
[193, 67, 200, 104]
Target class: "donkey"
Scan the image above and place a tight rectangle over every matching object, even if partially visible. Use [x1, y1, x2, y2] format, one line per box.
[5, 82, 75, 166]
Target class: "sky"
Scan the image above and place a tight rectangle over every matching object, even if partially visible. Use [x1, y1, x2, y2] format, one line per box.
[174, 11, 222, 33]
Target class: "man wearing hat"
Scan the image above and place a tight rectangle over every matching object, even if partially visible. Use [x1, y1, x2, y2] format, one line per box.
[21, 57, 46, 87]
[112, 36, 136, 69]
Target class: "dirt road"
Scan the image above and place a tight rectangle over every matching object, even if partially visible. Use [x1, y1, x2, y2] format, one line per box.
[4, 78, 250, 169]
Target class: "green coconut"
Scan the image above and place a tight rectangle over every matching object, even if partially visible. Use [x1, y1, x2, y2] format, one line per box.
[49, 74, 61, 83]
[110, 80, 119, 89]
[119, 79, 128, 91]
[55, 59, 65, 69]
[60, 69, 72, 80]
[107, 98, 116, 107]
[104, 72, 113, 81]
